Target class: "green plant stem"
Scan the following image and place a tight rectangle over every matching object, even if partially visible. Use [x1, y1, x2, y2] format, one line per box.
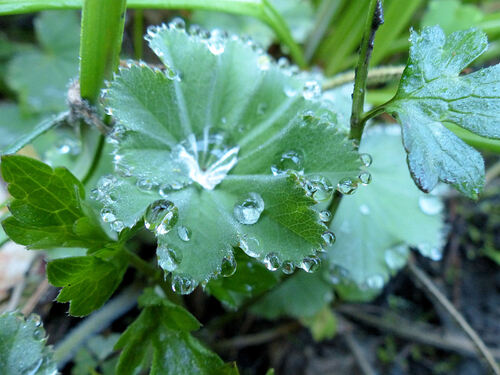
[134, 9, 144, 60]
[349, 0, 383, 146]
[79, 0, 127, 103]
[81, 133, 105, 186]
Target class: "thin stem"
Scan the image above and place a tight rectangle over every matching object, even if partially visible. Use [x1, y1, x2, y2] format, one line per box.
[344, 332, 377, 375]
[133, 9, 144, 60]
[81, 133, 105, 185]
[407, 261, 500, 375]
[349, 0, 384, 147]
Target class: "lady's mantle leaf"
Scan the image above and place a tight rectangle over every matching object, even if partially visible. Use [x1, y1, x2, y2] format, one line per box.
[115, 289, 238, 375]
[100, 22, 361, 291]
[1, 155, 108, 249]
[385, 26, 499, 198]
[0, 312, 57, 375]
[327, 126, 445, 297]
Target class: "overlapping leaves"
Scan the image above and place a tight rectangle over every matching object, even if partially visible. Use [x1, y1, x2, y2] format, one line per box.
[385, 26, 500, 198]
[98, 21, 362, 291]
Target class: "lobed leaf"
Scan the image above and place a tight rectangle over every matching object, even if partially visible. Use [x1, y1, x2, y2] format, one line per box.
[385, 26, 500, 198]
[115, 288, 238, 375]
[99, 22, 362, 291]
[0, 312, 57, 375]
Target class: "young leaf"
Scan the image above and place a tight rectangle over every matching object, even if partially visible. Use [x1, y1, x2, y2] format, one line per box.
[0, 312, 57, 375]
[327, 126, 445, 295]
[385, 26, 500, 198]
[1, 155, 108, 249]
[115, 288, 238, 375]
[46, 249, 128, 316]
[7, 11, 80, 114]
[98, 22, 361, 291]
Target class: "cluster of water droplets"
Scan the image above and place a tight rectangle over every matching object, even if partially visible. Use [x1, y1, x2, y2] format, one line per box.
[91, 175, 126, 233]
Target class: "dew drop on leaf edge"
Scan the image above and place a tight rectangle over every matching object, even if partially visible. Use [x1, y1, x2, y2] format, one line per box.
[233, 192, 265, 225]
[144, 199, 179, 235]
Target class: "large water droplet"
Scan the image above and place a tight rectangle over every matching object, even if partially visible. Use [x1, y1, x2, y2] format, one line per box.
[282, 261, 295, 274]
[172, 131, 239, 190]
[169, 17, 186, 30]
[221, 253, 237, 277]
[238, 235, 260, 258]
[300, 255, 321, 273]
[385, 244, 408, 271]
[319, 210, 331, 223]
[302, 81, 321, 100]
[171, 274, 196, 294]
[337, 177, 358, 195]
[363, 274, 385, 291]
[359, 153, 372, 167]
[100, 208, 116, 223]
[158, 243, 182, 272]
[271, 150, 304, 175]
[205, 30, 225, 55]
[177, 226, 191, 242]
[110, 220, 125, 232]
[358, 171, 372, 185]
[144, 200, 178, 235]
[234, 192, 265, 225]
[263, 253, 281, 271]
[308, 175, 334, 201]
[322, 231, 336, 246]
[418, 195, 444, 215]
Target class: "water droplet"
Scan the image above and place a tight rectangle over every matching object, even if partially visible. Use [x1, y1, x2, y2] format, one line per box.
[234, 192, 265, 225]
[171, 274, 196, 294]
[308, 175, 334, 201]
[100, 208, 116, 223]
[159, 184, 170, 197]
[271, 150, 304, 175]
[319, 210, 331, 223]
[90, 188, 100, 200]
[238, 235, 259, 258]
[337, 177, 358, 195]
[363, 274, 385, 291]
[172, 131, 239, 190]
[56, 138, 81, 156]
[417, 243, 442, 261]
[277, 57, 290, 69]
[359, 153, 372, 167]
[169, 17, 186, 30]
[282, 261, 295, 274]
[322, 231, 336, 245]
[205, 30, 225, 55]
[157, 243, 182, 272]
[358, 171, 372, 185]
[302, 81, 321, 100]
[359, 204, 370, 215]
[221, 253, 237, 277]
[165, 66, 180, 81]
[418, 195, 444, 215]
[385, 245, 408, 271]
[263, 253, 281, 271]
[177, 226, 191, 242]
[300, 256, 321, 273]
[284, 85, 297, 97]
[144, 200, 178, 235]
[257, 54, 271, 71]
[137, 178, 154, 191]
[110, 220, 125, 232]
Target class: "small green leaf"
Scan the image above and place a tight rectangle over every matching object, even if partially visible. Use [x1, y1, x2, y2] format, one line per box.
[386, 26, 500, 198]
[99, 23, 361, 290]
[7, 11, 80, 114]
[0, 312, 57, 375]
[300, 306, 338, 342]
[1, 155, 108, 249]
[47, 249, 128, 316]
[115, 288, 238, 375]
[327, 126, 445, 295]
[250, 269, 334, 319]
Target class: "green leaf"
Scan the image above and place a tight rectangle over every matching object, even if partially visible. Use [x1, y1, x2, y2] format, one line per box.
[192, 0, 314, 49]
[300, 306, 337, 342]
[0, 312, 57, 375]
[327, 126, 445, 296]
[98, 23, 361, 291]
[7, 11, 80, 114]
[250, 268, 334, 319]
[385, 26, 500, 198]
[115, 288, 238, 375]
[1, 155, 108, 249]
[0, 103, 40, 153]
[47, 249, 128, 316]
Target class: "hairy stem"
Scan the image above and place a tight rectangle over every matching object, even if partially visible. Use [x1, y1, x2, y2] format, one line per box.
[349, 0, 384, 146]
